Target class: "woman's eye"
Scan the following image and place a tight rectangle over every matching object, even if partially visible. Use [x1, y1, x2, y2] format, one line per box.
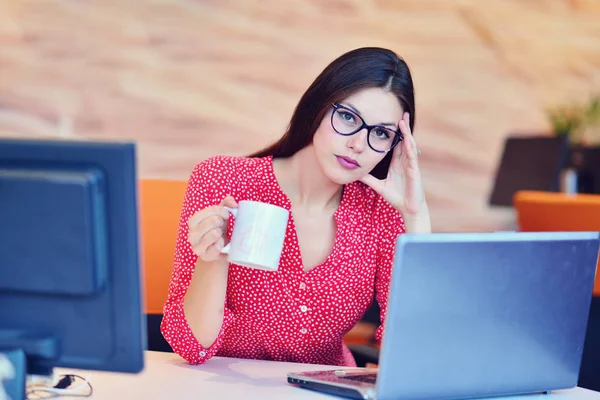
[373, 128, 391, 139]
[340, 111, 355, 123]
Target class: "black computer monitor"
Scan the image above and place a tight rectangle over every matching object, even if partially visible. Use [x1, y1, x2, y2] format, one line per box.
[489, 135, 570, 206]
[572, 146, 600, 195]
[0, 138, 145, 400]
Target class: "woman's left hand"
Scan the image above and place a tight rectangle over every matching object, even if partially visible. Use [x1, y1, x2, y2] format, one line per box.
[360, 112, 430, 221]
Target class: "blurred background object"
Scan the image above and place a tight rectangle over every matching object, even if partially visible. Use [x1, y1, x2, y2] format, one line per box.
[488, 136, 570, 206]
[547, 94, 600, 145]
[1, 0, 599, 233]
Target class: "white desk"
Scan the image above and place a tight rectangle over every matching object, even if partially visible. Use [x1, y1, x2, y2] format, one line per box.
[56, 351, 600, 399]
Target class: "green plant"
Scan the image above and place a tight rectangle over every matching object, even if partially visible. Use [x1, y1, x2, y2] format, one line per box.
[547, 104, 586, 136]
[585, 95, 600, 123]
[547, 94, 600, 144]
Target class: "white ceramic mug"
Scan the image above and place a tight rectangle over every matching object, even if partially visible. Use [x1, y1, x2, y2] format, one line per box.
[220, 200, 289, 271]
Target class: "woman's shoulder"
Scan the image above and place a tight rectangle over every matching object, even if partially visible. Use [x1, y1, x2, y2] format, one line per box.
[185, 155, 273, 195]
[185, 155, 274, 202]
[193, 154, 272, 179]
[196, 154, 270, 171]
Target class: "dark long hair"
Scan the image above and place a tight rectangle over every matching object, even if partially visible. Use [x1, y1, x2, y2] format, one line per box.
[250, 47, 416, 179]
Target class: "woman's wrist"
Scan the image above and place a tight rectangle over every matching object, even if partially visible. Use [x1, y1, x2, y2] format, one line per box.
[400, 206, 432, 234]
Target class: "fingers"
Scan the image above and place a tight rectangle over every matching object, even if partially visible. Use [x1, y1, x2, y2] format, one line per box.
[188, 205, 230, 230]
[404, 112, 418, 154]
[398, 112, 419, 163]
[220, 195, 238, 209]
[203, 237, 225, 261]
[359, 173, 385, 196]
[191, 228, 225, 260]
[403, 111, 411, 131]
[188, 194, 238, 229]
[187, 195, 238, 261]
[188, 214, 225, 247]
[397, 112, 411, 136]
[391, 131, 404, 159]
[396, 113, 410, 157]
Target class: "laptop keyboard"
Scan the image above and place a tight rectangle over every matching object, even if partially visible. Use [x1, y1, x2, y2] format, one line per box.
[339, 373, 378, 384]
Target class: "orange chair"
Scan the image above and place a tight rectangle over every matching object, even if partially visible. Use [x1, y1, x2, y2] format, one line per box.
[139, 179, 188, 316]
[513, 190, 600, 296]
[139, 179, 188, 351]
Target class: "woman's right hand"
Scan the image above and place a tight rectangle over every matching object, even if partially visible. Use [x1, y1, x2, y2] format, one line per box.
[187, 195, 238, 263]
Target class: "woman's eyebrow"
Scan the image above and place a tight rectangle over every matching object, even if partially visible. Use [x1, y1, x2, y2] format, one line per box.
[345, 102, 397, 127]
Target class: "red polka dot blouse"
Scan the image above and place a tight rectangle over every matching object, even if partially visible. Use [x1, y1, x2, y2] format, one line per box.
[160, 155, 405, 367]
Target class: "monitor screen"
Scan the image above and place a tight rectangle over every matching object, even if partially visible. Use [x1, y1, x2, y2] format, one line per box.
[489, 136, 570, 206]
[0, 138, 145, 399]
[572, 146, 600, 195]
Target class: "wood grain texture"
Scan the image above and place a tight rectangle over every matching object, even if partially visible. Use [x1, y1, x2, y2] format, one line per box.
[1, 0, 599, 232]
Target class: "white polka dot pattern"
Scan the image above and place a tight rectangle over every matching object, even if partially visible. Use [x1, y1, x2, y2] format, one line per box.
[160, 155, 405, 367]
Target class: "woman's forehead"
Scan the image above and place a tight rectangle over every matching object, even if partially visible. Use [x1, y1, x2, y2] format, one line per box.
[340, 88, 404, 122]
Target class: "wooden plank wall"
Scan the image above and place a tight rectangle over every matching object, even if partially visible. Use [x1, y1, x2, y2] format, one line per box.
[1, 0, 599, 232]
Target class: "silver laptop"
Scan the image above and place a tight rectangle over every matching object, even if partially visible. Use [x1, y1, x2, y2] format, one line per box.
[287, 231, 600, 400]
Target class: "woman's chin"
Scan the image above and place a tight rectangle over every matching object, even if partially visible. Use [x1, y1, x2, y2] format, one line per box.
[325, 169, 362, 186]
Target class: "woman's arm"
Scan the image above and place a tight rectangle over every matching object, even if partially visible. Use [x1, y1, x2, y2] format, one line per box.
[160, 159, 236, 364]
[402, 207, 432, 234]
[183, 254, 230, 347]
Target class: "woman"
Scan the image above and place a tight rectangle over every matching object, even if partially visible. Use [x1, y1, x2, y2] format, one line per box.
[160, 47, 431, 367]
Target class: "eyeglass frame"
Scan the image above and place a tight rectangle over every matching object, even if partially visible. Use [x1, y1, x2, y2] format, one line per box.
[330, 103, 403, 153]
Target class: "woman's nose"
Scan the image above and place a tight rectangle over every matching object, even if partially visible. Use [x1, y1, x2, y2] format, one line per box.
[347, 129, 367, 152]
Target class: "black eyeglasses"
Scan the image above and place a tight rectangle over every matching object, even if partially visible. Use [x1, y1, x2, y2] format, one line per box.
[330, 103, 403, 153]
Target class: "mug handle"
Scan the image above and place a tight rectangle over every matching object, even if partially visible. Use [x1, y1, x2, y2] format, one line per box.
[220, 206, 237, 254]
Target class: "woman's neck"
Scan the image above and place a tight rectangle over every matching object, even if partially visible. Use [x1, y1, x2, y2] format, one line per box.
[272, 145, 343, 214]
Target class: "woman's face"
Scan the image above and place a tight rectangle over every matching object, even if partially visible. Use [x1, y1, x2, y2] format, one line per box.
[312, 87, 404, 185]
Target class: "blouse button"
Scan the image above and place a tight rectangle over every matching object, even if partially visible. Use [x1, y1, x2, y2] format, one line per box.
[299, 283, 306, 290]
[300, 305, 308, 312]
[300, 328, 307, 334]
[199, 351, 207, 357]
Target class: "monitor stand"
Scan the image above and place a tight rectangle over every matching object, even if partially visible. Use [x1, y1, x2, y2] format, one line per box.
[0, 348, 25, 400]
[0, 330, 58, 400]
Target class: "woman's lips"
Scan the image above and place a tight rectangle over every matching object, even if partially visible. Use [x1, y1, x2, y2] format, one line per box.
[335, 155, 360, 170]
